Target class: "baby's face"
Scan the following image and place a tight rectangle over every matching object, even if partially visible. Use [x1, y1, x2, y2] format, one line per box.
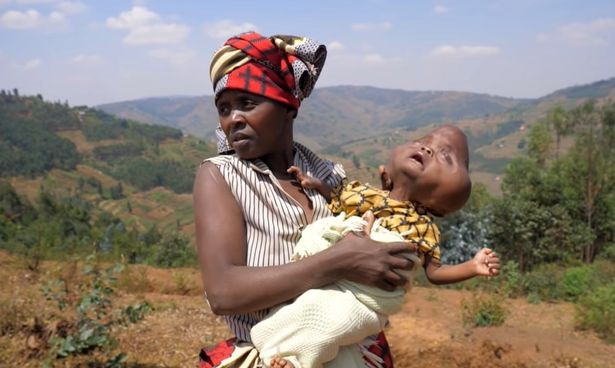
[387, 125, 471, 215]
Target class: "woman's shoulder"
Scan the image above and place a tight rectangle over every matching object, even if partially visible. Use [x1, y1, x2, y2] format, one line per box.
[203, 154, 237, 166]
[202, 154, 253, 171]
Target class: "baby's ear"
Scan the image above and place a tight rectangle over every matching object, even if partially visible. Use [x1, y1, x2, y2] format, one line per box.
[379, 165, 392, 190]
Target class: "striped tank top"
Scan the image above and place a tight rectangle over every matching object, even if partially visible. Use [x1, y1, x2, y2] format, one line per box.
[203, 142, 345, 342]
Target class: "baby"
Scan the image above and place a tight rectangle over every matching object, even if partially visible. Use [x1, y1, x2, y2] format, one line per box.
[252, 125, 500, 368]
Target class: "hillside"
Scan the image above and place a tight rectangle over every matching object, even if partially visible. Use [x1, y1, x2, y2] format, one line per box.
[0, 93, 217, 236]
[98, 86, 525, 149]
[98, 78, 615, 191]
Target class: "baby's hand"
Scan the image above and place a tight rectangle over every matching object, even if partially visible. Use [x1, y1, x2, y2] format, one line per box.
[472, 248, 500, 277]
[288, 166, 319, 189]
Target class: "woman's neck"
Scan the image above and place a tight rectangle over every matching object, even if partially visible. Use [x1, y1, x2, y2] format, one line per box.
[260, 143, 295, 179]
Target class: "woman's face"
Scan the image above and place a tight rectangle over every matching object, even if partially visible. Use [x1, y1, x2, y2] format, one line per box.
[216, 90, 294, 160]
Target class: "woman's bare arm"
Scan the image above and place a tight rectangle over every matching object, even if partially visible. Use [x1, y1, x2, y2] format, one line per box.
[194, 162, 414, 315]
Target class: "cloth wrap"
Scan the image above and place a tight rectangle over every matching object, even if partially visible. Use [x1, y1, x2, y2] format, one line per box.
[249, 214, 421, 368]
[209, 31, 326, 154]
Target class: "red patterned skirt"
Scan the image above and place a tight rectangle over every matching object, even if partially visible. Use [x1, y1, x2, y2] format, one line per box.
[199, 331, 394, 367]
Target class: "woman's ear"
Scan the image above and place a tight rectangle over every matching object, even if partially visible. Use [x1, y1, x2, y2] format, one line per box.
[379, 165, 392, 190]
[286, 107, 298, 120]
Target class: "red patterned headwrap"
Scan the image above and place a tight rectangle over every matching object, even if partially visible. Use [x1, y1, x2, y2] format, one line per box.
[209, 31, 327, 110]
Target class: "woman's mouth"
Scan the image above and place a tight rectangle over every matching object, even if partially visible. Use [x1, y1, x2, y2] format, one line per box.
[231, 132, 250, 143]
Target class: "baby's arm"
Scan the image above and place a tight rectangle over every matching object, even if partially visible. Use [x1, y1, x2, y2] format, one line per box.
[424, 248, 500, 285]
[287, 166, 333, 201]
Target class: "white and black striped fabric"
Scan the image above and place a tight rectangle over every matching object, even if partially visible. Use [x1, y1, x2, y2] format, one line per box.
[203, 142, 345, 342]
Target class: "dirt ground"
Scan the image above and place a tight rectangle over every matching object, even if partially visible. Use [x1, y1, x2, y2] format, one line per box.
[1, 251, 613, 368]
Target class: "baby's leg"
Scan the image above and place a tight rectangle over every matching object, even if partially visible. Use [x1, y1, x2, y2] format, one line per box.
[252, 285, 384, 367]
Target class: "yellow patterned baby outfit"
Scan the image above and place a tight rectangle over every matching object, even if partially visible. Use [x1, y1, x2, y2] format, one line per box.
[329, 180, 441, 264]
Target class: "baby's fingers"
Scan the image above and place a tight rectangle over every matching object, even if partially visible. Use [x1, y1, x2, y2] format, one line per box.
[362, 210, 375, 235]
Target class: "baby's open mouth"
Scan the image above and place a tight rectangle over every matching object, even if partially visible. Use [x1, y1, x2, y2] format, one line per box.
[410, 152, 424, 165]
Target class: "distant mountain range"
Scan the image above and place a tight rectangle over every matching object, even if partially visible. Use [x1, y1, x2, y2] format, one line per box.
[99, 77, 615, 147]
[98, 77, 615, 192]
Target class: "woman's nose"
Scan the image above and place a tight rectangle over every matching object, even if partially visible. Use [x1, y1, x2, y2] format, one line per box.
[421, 146, 433, 156]
[231, 109, 243, 122]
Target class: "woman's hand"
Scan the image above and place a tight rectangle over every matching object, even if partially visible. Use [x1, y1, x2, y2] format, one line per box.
[327, 211, 416, 291]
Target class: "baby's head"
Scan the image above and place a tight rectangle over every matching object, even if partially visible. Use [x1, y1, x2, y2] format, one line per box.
[379, 125, 471, 216]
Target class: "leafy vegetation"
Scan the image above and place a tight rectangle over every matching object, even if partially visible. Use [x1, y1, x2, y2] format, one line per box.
[0, 181, 196, 268]
[437, 101, 615, 340]
[41, 257, 152, 366]
[0, 91, 210, 194]
[461, 292, 508, 327]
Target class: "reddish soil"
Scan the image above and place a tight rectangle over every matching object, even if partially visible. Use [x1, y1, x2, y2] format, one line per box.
[1, 252, 613, 368]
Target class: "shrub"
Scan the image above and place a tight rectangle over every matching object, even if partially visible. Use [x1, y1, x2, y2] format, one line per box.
[523, 263, 566, 301]
[598, 243, 615, 261]
[575, 283, 615, 343]
[461, 292, 508, 327]
[500, 260, 524, 298]
[40, 257, 150, 366]
[558, 265, 596, 302]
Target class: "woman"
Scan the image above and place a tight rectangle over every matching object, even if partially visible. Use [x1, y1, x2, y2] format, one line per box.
[194, 31, 413, 368]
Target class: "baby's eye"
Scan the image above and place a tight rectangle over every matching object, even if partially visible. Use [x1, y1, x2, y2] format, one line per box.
[440, 150, 453, 164]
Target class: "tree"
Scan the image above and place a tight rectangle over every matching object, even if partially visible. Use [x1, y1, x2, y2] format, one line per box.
[527, 121, 553, 167]
[560, 101, 615, 262]
[545, 105, 572, 158]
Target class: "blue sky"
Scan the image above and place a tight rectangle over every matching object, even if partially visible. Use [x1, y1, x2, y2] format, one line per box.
[1, 0, 614, 106]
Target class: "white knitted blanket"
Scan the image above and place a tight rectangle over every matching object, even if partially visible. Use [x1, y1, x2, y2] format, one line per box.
[250, 213, 420, 368]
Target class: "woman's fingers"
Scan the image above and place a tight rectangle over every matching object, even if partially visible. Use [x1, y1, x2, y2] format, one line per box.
[384, 269, 407, 287]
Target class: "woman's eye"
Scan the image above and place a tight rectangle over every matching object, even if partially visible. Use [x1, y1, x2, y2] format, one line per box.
[217, 105, 230, 116]
[243, 99, 257, 108]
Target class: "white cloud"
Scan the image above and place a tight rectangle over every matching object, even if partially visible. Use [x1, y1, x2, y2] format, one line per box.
[535, 32, 550, 43]
[430, 45, 500, 57]
[48, 10, 64, 23]
[364, 53, 385, 64]
[327, 41, 344, 51]
[13, 58, 41, 69]
[537, 18, 615, 46]
[0, 9, 41, 28]
[124, 23, 188, 45]
[18, 0, 58, 3]
[558, 18, 615, 46]
[203, 20, 257, 39]
[0, 1, 84, 29]
[56, 1, 85, 15]
[149, 47, 195, 65]
[434, 5, 451, 14]
[363, 53, 402, 65]
[106, 6, 189, 45]
[106, 6, 158, 29]
[71, 53, 101, 65]
[352, 21, 392, 31]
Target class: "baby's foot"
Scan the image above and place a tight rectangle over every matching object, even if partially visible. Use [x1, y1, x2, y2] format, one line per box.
[270, 356, 294, 368]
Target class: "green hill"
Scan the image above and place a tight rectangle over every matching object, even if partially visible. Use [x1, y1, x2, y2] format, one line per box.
[0, 92, 217, 236]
